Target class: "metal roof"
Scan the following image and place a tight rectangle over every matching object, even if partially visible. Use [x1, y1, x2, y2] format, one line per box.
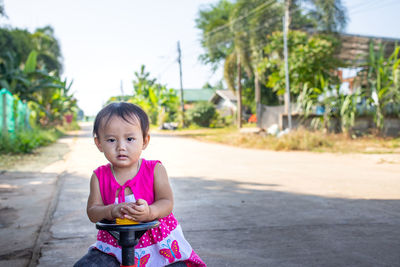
[174, 89, 215, 102]
[210, 90, 237, 103]
[338, 33, 400, 65]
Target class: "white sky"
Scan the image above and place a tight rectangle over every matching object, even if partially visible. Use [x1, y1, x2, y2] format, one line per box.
[2, 0, 400, 115]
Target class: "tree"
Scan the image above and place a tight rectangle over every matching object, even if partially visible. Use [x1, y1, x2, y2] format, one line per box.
[299, 0, 347, 32]
[361, 43, 400, 130]
[0, 28, 34, 64]
[195, 0, 235, 70]
[196, 0, 348, 128]
[0, 25, 77, 127]
[31, 26, 63, 75]
[129, 65, 179, 125]
[0, 1, 6, 18]
[261, 31, 341, 97]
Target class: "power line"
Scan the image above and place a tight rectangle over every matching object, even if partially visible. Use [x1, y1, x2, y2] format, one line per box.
[200, 9, 298, 53]
[348, 0, 384, 14]
[346, 0, 376, 10]
[154, 43, 179, 80]
[203, 0, 278, 39]
[156, 57, 177, 81]
[186, 0, 395, 79]
[349, 0, 400, 15]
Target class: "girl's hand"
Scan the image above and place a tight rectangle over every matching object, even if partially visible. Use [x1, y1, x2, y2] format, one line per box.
[120, 199, 152, 222]
[111, 203, 130, 219]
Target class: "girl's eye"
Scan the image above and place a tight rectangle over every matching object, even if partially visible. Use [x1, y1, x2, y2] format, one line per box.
[107, 138, 116, 143]
[127, 137, 135, 142]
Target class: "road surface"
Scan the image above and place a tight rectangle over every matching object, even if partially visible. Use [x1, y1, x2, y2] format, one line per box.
[0, 122, 399, 266]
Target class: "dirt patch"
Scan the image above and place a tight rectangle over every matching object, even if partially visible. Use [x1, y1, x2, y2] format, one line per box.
[0, 140, 70, 172]
[0, 206, 18, 228]
[0, 247, 32, 260]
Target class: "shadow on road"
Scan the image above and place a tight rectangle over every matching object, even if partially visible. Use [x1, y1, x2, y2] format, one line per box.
[0, 170, 61, 266]
[1, 170, 399, 266]
[170, 176, 400, 266]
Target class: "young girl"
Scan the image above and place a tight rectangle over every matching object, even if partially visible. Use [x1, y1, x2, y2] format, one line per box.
[74, 102, 206, 267]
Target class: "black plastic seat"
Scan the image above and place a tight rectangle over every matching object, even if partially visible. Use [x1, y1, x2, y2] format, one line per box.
[96, 219, 160, 267]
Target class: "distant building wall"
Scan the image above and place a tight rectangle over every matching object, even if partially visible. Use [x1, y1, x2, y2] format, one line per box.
[258, 104, 299, 130]
[259, 103, 400, 137]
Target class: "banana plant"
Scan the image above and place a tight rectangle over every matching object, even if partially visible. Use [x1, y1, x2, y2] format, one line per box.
[1, 50, 77, 127]
[339, 90, 360, 134]
[365, 43, 400, 130]
[130, 65, 180, 125]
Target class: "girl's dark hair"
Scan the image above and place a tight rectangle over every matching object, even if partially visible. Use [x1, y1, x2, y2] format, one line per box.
[93, 102, 149, 140]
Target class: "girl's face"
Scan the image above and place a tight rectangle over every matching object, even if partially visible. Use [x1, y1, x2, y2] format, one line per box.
[94, 115, 149, 170]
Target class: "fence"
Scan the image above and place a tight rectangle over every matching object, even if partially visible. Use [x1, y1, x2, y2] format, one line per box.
[0, 88, 30, 135]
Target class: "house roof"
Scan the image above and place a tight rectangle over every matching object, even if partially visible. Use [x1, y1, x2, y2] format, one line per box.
[338, 33, 400, 65]
[210, 89, 236, 103]
[174, 89, 215, 102]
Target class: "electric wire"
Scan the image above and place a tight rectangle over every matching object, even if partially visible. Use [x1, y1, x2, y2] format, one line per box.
[168, 0, 398, 87]
[203, 0, 278, 39]
[349, 0, 397, 15]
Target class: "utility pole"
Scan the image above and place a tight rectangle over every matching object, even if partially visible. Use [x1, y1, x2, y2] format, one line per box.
[255, 50, 261, 129]
[177, 41, 185, 127]
[120, 80, 124, 96]
[237, 53, 243, 128]
[283, 0, 292, 129]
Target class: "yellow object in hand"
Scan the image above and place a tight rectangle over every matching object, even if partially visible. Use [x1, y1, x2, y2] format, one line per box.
[116, 218, 140, 225]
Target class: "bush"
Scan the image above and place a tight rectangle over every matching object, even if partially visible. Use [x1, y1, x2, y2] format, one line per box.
[0, 128, 63, 154]
[187, 102, 216, 127]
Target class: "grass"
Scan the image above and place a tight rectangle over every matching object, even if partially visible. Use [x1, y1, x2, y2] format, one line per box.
[155, 126, 400, 154]
[0, 140, 70, 171]
[0, 124, 77, 170]
[0, 128, 63, 154]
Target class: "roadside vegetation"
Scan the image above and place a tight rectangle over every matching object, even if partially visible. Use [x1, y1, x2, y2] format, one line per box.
[159, 127, 400, 154]
[0, 127, 63, 154]
[155, 0, 398, 152]
[195, 0, 400, 135]
[102, 0, 399, 150]
[0, 3, 80, 155]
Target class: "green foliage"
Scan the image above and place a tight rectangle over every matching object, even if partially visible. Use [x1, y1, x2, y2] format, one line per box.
[362, 43, 400, 129]
[195, 0, 348, 110]
[195, 0, 235, 68]
[106, 65, 180, 126]
[0, 28, 34, 64]
[304, 0, 348, 32]
[260, 30, 341, 97]
[210, 111, 234, 128]
[196, 0, 347, 69]
[187, 102, 217, 127]
[31, 26, 63, 75]
[0, 6, 76, 152]
[289, 41, 400, 135]
[0, 34, 78, 128]
[0, 2, 5, 17]
[0, 128, 62, 154]
[260, 30, 365, 133]
[130, 65, 180, 125]
[23, 50, 37, 73]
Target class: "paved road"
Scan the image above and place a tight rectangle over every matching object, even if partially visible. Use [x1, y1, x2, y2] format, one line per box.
[1, 122, 400, 266]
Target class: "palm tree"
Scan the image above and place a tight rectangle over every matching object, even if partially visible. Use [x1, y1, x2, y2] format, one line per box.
[300, 0, 347, 32]
[31, 26, 63, 75]
[196, 0, 347, 127]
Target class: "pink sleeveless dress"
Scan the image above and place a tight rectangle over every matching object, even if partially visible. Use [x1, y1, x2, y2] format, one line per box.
[91, 159, 206, 267]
